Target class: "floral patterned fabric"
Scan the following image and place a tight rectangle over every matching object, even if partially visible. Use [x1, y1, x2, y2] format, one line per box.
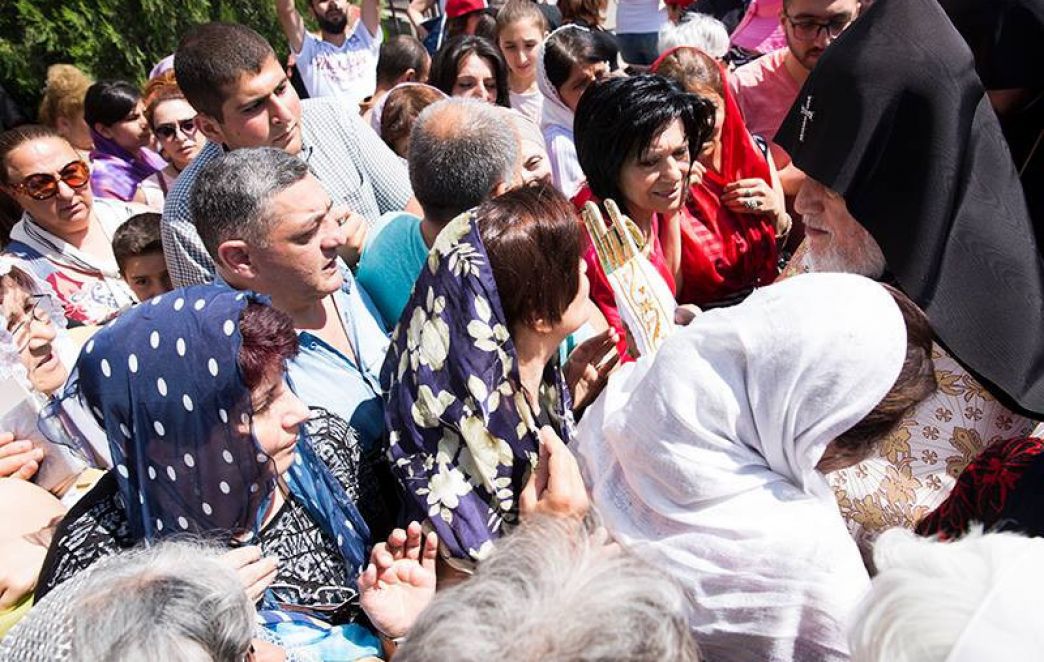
[828, 344, 1036, 553]
[381, 213, 573, 563]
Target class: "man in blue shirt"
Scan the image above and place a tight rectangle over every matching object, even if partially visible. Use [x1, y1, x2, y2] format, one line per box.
[191, 146, 396, 532]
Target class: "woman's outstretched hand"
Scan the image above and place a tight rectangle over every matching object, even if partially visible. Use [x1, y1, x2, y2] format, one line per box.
[565, 328, 620, 412]
[359, 521, 438, 640]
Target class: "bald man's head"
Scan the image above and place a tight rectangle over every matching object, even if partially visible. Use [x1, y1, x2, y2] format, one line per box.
[408, 99, 520, 225]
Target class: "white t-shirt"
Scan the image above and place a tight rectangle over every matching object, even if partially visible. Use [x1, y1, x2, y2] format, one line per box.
[615, 0, 667, 34]
[294, 22, 382, 105]
[509, 88, 544, 125]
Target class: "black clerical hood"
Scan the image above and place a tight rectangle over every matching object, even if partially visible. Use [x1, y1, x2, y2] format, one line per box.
[775, 0, 1044, 418]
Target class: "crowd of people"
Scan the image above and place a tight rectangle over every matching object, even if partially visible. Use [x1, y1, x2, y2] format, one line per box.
[0, 0, 1040, 658]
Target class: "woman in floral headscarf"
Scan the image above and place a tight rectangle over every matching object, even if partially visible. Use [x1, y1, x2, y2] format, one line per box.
[35, 286, 383, 659]
[382, 185, 613, 566]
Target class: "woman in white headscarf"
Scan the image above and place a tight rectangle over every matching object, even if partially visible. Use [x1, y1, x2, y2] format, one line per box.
[574, 272, 937, 661]
[536, 25, 613, 198]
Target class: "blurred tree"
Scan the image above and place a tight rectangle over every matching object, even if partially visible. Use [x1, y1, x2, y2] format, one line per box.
[0, 0, 318, 118]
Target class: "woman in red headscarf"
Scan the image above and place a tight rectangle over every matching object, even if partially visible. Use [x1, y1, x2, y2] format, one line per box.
[653, 46, 788, 308]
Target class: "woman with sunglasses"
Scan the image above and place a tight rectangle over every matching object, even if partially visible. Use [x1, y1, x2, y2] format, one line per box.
[83, 81, 166, 206]
[138, 73, 205, 210]
[0, 125, 138, 325]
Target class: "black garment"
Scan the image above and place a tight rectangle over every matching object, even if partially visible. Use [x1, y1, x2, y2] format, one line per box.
[939, 0, 1044, 91]
[687, 0, 750, 34]
[939, 0, 1044, 251]
[775, 0, 1044, 418]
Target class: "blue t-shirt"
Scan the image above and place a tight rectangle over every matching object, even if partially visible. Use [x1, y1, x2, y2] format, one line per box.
[356, 212, 428, 329]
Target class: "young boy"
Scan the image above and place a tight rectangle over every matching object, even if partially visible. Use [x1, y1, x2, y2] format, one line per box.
[112, 213, 173, 302]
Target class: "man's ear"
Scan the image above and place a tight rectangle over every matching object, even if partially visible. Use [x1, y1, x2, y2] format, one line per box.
[195, 113, 226, 147]
[397, 68, 418, 84]
[216, 240, 257, 282]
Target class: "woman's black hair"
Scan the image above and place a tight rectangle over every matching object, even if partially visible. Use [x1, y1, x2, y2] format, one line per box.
[574, 74, 715, 216]
[84, 80, 141, 129]
[429, 35, 511, 107]
[543, 27, 612, 92]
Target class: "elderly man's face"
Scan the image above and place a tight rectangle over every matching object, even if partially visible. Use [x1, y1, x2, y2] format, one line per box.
[795, 177, 885, 277]
[249, 174, 347, 304]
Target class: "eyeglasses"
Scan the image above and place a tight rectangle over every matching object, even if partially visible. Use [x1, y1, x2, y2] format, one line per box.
[782, 12, 852, 41]
[153, 118, 198, 141]
[10, 160, 91, 201]
[8, 294, 49, 350]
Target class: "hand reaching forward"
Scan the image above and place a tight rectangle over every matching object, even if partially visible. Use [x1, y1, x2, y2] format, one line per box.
[221, 545, 279, 604]
[0, 432, 44, 480]
[519, 426, 590, 520]
[359, 521, 438, 639]
[565, 328, 620, 412]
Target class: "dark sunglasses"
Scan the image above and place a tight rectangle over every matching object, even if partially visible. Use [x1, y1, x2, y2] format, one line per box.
[10, 160, 91, 201]
[153, 118, 198, 140]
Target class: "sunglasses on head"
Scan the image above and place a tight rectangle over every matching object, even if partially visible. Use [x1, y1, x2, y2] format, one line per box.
[10, 160, 91, 201]
[153, 118, 198, 141]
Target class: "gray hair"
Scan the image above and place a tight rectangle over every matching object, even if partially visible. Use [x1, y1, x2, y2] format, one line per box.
[190, 147, 310, 260]
[658, 14, 730, 58]
[396, 516, 700, 661]
[850, 527, 1044, 662]
[69, 542, 255, 661]
[407, 98, 519, 225]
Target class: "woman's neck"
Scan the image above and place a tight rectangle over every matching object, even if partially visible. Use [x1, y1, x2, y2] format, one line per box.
[509, 72, 537, 95]
[704, 139, 723, 173]
[628, 206, 655, 236]
[511, 323, 563, 413]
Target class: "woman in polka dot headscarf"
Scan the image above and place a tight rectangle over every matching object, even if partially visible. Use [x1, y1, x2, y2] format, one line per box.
[33, 286, 383, 658]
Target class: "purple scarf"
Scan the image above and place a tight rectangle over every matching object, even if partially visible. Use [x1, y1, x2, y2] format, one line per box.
[88, 131, 166, 202]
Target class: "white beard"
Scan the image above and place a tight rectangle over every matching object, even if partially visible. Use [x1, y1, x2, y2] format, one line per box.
[806, 231, 887, 279]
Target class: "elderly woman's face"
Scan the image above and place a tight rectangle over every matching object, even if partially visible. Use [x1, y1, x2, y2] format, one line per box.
[3, 137, 95, 241]
[618, 119, 690, 221]
[2, 275, 67, 395]
[239, 372, 311, 476]
[518, 138, 552, 185]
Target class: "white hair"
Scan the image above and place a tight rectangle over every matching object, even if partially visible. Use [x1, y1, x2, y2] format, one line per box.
[396, 516, 700, 661]
[71, 541, 255, 662]
[850, 527, 1044, 662]
[658, 14, 730, 59]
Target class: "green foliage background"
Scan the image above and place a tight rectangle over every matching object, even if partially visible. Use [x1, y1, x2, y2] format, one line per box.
[0, 0, 315, 119]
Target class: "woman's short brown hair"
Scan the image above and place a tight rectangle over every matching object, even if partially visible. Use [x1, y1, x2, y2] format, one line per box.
[477, 184, 583, 330]
[558, 0, 607, 27]
[833, 285, 937, 459]
[380, 85, 446, 157]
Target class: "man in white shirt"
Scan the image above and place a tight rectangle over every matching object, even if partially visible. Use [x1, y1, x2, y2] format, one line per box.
[277, 0, 383, 105]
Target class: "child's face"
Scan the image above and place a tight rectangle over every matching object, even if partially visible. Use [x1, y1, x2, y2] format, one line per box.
[122, 251, 173, 302]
